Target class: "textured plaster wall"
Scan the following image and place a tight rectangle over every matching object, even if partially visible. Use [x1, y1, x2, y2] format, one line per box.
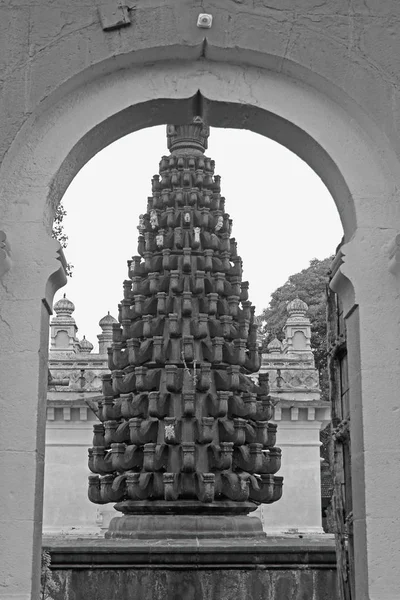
[1, 2, 400, 599]
[260, 421, 325, 534]
[43, 424, 101, 535]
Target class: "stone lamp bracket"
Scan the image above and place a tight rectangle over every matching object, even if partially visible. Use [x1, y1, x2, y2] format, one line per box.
[98, 3, 131, 31]
[0, 230, 11, 278]
[388, 233, 400, 275]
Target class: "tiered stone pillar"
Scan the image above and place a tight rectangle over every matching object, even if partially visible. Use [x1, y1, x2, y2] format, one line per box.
[87, 120, 283, 538]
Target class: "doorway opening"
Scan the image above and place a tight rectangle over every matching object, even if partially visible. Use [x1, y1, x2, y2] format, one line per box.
[44, 123, 342, 536]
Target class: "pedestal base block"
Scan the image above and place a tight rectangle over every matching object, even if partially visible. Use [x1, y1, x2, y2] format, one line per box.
[106, 514, 266, 539]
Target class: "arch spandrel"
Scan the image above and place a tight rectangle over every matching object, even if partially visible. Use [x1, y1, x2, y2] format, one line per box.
[4, 1, 400, 158]
[1, 59, 398, 242]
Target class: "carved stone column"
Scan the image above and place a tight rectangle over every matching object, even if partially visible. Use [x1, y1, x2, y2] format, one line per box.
[87, 120, 283, 539]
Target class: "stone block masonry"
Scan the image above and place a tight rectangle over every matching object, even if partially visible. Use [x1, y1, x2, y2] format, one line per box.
[45, 536, 337, 600]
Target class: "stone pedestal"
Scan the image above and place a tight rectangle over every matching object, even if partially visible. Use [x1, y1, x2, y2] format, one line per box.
[107, 512, 264, 539]
[106, 500, 265, 539]
[44, 536, 337, 600]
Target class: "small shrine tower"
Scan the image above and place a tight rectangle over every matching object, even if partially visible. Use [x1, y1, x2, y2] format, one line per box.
[258, 298, 330, 533]
[98, 312, 118, 355]
[282, 297, 313, 358]
[50, 294, 80, 352]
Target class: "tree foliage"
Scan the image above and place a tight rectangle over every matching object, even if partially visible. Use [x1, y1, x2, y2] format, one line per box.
[257, 256, 334, 400]
[52, 202, 73, 277]
[40, 549, 60, 600]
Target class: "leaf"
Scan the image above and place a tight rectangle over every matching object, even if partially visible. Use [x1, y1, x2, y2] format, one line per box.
[51, 201, 73, 277]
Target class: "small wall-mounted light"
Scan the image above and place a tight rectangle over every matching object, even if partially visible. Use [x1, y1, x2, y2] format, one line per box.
[197, 13, 213, 29]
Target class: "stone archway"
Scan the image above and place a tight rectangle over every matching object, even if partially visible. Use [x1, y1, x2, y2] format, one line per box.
[1, 58, 400, 600]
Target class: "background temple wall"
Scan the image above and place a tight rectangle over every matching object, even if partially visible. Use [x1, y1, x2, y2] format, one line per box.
[44, 297, 329, 536]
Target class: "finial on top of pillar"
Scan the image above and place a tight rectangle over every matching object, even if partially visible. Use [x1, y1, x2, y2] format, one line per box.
[166, 116, 210, 154]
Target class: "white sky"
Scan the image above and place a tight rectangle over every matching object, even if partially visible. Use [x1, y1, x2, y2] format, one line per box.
[55, 126, 343, 351]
